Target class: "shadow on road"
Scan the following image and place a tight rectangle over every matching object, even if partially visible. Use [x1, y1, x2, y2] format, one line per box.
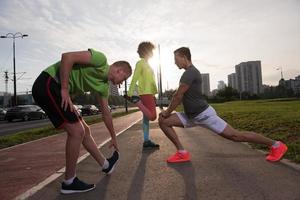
[127, 149, 157, 200]
[167, 162, 198, 200]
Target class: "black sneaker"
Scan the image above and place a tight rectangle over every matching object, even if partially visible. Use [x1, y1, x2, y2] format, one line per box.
[123, 94, 140, 103]
[143, 140, 160, 149]
[61, 177, 95, 194]
[102, 151, 119, 175]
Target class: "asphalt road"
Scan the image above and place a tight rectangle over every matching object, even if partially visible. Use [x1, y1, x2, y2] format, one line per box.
[0, 118, 51, 136]
[28, 122, 300, 200]
[0, 108, 128, 136]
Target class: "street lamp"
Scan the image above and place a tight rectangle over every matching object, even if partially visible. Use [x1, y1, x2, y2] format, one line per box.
[157, 44, 163, 109]
[276, 67, 284, 80]
[0, 32, 29, 106]
[124, 79, 128, 113]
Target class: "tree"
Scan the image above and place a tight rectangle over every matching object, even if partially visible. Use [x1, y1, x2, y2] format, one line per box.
[216, 86, 239, 101]
[162, 89, 176, 99]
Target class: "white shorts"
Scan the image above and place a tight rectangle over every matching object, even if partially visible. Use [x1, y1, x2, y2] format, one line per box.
[176, 106, 227, 134]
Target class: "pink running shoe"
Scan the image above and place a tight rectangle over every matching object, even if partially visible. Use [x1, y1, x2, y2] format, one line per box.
[266, 141, 288, 162]
[167, 151, 191, 163]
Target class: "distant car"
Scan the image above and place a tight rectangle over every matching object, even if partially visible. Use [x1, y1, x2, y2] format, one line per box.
[97, 105, 112, 113]
[73, 105, 82, 116]
[110, 105, 117, 110]
[5, 105, 46, 122]
[81, 105, 99, 115]
[0, 108, 6, 121]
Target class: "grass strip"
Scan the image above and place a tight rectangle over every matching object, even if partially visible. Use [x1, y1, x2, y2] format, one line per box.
[177, 99, 300, 163]
[0, 109, 139, 149]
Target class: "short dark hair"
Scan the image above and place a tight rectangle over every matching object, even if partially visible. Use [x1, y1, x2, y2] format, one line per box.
[137, 41, 155, 58]
[174, 47, 191, 61]
[113, 61, 132, 75]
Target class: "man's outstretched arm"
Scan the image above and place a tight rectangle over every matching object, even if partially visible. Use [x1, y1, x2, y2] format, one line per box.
[97, 95, 119, 151]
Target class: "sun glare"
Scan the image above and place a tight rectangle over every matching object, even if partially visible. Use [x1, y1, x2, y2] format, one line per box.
[148, 47, 179, 91]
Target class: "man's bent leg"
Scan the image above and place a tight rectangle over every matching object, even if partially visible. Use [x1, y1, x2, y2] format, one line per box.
[81, 119, 106, 166]
[81, 120, 119, 174]
[159, 113, 185, 150]
[159, 113, 191, 163]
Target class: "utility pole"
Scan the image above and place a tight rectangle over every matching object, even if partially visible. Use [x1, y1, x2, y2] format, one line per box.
[158, 44, 163, 109]
[4, 71, 8, 94]
[124, 79, 128, 113]
[1, 32, 29, 106]
[2, 71, 9, 107]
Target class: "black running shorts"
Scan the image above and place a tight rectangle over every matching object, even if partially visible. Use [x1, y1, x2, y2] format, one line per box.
[32, 71, 81, 128]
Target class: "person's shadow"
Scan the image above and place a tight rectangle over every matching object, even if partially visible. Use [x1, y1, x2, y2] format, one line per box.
[127, 149, 157, 200]
[167, 162, 198, 200]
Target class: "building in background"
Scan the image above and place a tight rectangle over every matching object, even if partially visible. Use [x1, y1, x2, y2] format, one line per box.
[0, 92, 11, 108]
[201, 73, 210, 96]
[109, 81, 119, 96]
[235, 61, 263, 95]
[228, 73, 238, 90]
[217, 80, 226, 90]
[279, 75, 300, 94]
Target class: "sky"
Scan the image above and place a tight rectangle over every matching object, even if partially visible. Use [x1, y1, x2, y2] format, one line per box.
[0, 0, 299, 94]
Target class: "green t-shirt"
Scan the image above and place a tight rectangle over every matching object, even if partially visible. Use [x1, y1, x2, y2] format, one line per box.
[44, 49, 109, 98]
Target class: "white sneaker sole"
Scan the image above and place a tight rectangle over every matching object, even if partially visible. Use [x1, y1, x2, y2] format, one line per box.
[106, 159, 119, 175]
[61, 185, 95, 194]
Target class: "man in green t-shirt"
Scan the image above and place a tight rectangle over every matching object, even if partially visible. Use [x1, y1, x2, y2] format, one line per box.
[32, 49, 132, 194]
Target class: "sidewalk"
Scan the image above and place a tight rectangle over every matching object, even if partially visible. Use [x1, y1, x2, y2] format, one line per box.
[0, 111, 142, 200]
[1, 111, 300, 200]
[26, 120, 300, 199]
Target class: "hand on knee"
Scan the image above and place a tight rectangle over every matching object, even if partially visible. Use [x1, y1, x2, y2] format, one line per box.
[158, 117, 166, 127]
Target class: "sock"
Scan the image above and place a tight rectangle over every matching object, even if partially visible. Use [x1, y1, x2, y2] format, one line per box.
[178, 150, 187, 154]
[102, 159, 109, 170]
[272, 141, 280, 148]
[143, 115, 150, 141]
[64, 176, 75, 185]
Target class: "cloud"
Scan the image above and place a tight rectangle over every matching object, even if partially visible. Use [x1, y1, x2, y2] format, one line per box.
[0, 0, 300, 92]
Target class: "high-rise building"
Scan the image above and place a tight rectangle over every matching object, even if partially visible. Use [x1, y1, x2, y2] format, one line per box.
[235, 61, 263, 94]
[295, 75, 300, 94]
[228, 73, 238, 90]
[280, 75, 300, 94]
[109, 81, 119, 96]
[201, 73, 210, 96]
[217, 80, 226, 90]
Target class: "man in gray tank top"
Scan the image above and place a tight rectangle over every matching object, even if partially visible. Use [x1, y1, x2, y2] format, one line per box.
[158, 47, 287, 163]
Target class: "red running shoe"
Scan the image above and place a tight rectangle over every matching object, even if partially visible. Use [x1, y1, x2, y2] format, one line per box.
[266, 141, 288, 162]
[167, 151, 191, 163]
